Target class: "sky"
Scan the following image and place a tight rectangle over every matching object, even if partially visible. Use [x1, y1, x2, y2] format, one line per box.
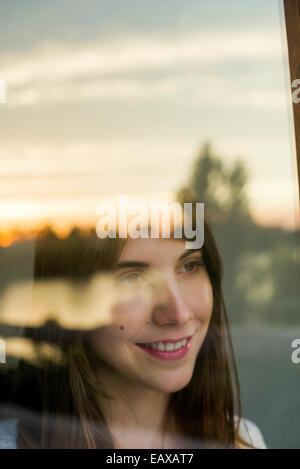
[0, 0, 299, 245]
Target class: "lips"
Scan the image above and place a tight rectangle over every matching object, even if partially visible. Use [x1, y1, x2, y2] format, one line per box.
[135, 336, 192, 360]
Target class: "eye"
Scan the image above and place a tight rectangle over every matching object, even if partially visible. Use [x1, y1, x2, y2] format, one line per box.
[117, 271, 145, 286]
[179, 260, 204, 274]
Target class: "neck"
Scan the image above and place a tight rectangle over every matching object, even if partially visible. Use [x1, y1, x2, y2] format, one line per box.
[95, 368, 172, 448]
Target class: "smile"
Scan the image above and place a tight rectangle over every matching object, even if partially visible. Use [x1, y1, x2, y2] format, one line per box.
[135, 336, 192, 360]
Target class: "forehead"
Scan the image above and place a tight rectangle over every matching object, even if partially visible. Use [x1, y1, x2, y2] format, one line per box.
[118, 238, 194, 267]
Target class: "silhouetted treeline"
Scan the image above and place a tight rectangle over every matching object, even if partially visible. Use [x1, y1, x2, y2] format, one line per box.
[176, 142, 300, 325]
[0, 319, 78, 348]
[0, 227, 103, 291]
[0, 142, 299, 325]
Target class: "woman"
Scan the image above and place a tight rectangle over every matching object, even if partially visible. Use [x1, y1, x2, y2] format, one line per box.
[3, 216, 266, 448]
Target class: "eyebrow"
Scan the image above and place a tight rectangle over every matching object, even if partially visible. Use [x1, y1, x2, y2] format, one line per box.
[115, 261, 149, 270]
[115, 249, 202, 270]
[178, 249, 202, 262]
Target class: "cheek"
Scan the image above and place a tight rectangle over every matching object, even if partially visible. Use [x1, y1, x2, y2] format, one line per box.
[87, 325, 130, 366]
[113, 289, 153, 329]
[182, 276, 213, 321]
[88, 305, 150, 354]
[113, 299, 151, 340]
[89, 287, 155, 351]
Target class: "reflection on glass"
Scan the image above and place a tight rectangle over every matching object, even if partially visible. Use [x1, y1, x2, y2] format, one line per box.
[0, 0, 299, 450]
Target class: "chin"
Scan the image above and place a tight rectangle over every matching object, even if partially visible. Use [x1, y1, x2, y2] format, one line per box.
[146, 367, 194, 394]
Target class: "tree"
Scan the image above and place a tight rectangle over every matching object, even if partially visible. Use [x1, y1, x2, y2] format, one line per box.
[177, 142, 252, 225]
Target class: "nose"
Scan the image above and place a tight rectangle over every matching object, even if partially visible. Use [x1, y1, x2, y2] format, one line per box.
[151, 273, 193, 326]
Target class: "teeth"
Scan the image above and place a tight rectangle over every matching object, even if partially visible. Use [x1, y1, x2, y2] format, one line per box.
[166, 342, 174, 351]
[174, 341, 182, 350]
[142, 339, 188, 352]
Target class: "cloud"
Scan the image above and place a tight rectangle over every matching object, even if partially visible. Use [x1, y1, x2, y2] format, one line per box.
[6, 75, 287, 109]
[2, 28, 284, 107]
[8, 77, 180, 106]
[0, 140, 194, 176]
[0, 139, 195, 204]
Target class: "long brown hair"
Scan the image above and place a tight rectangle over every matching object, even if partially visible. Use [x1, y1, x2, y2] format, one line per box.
[17, 217, 246, 448]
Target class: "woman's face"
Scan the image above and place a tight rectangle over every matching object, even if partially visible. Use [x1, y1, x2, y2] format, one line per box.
[89, 238, 213, 394]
